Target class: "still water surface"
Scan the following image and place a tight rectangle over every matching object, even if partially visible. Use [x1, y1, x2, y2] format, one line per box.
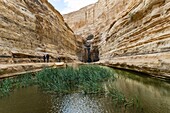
[0, 68, 170, 113]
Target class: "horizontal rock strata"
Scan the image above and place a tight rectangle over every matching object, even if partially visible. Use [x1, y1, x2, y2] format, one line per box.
[0, 0, 77, 64]
[0, 62, 65, 79]
[64, 0, 170, 78]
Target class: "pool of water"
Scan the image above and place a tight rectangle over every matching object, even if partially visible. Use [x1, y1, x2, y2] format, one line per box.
[0, 68, 170, 113]
[112, 69, 170, 113]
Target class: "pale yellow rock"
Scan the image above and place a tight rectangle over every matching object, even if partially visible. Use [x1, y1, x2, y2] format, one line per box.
[64, 0, 170, 78]
[0, 63, 65, 78]
[1, 0, 170, 78]
[0, 0, 78, 63]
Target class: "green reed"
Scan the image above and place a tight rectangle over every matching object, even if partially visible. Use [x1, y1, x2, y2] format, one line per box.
[35, 65, 114, 93]
[0, 65, 139, 111]
[0, 73, 35, 98]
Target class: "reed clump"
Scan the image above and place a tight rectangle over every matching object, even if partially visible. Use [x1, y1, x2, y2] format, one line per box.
[0, 65, 114, 96]
[0, 73, 34, 97]
[0, 65, 139, 110]
[36, 65, 114, 94]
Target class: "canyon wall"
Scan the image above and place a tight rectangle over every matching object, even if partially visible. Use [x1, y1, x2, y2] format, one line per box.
[64, 0, 170, 78]
[0, 0, 77, 64]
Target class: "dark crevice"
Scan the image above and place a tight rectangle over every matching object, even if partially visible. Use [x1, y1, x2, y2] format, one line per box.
[79, 34, 99, 63]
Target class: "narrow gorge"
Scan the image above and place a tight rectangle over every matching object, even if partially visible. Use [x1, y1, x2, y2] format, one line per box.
[0, 0, 77, 64]
[0, 1, 170, 113]
[0, 0, 170, 79]
[64, 0, 170, 79]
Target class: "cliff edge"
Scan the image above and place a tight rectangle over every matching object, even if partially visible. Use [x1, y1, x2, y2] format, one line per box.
[64, 0, 170, 78]
[0, 0, 77, 63]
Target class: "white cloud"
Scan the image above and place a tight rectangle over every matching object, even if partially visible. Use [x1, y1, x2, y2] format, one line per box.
[61, 0, 98, 14]
[51, 0, 61, 2]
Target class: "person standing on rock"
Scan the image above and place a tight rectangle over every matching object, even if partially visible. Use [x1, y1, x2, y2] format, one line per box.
[46, 54, 49, 63]
[43, 54, 46, 62]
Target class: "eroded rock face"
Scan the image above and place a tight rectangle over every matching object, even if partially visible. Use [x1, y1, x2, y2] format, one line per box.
[64, 0, 170, 78]
[0, 0, 77, 63]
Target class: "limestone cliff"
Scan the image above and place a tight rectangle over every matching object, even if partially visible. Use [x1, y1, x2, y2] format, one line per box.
[0, 0, 77, 64]
[64, 0, 170, 78]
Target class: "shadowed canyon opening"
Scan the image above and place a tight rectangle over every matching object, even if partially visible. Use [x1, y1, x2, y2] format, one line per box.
[78, 34, 100, 63]
[0, 0, 170, 78]
[0, 0, 170, 113]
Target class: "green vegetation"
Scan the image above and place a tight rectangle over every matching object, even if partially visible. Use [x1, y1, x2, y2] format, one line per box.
[0, 65, 140, 110]
[109, 88, 134, 107]
[36, 65, 114, 93]
[0, 65, 114, 96]
[0, 73, 34, 97]
[108, 88, 143, 113]
[0, 79, 13, 97]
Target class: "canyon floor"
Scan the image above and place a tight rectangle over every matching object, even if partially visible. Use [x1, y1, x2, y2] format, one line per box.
[0, 62, 67, 79]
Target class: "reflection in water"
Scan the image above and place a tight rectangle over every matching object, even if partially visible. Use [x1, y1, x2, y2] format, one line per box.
[112, 69, 170, 113]
[0, 68, 170, 113]
[0, 86, 51, 113]
[49, 93, 117, 113]
[58, 93, 102, 113]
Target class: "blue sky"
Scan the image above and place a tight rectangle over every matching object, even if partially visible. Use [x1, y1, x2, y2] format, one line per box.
[48, 0, 98, 14]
